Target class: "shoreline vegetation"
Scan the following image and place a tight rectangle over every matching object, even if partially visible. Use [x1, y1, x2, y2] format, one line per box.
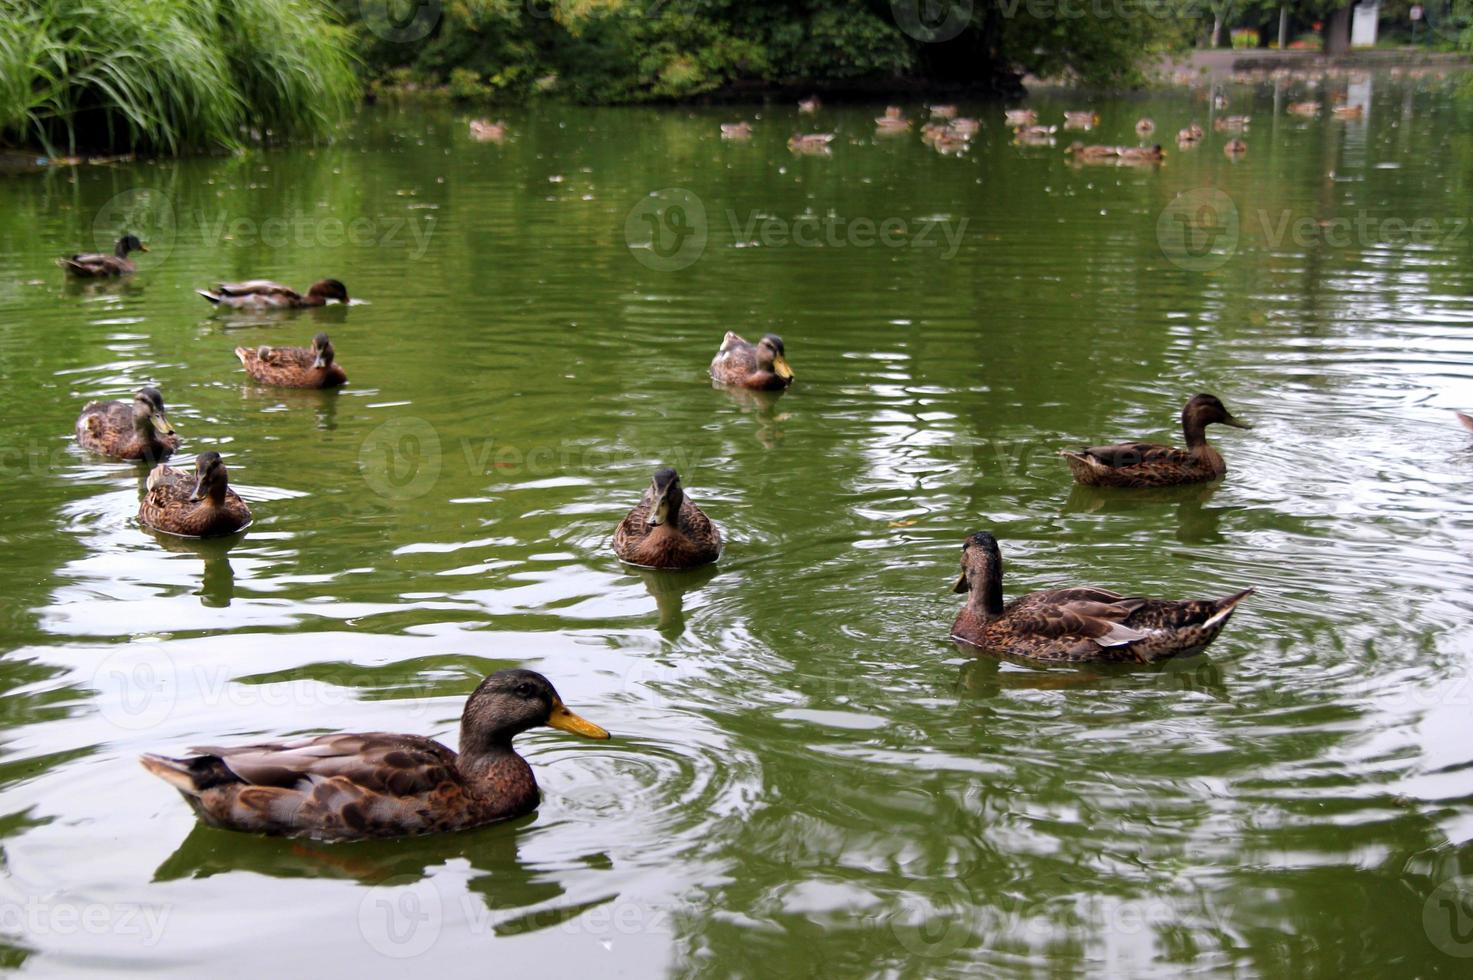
[1, 0, 1471, 159]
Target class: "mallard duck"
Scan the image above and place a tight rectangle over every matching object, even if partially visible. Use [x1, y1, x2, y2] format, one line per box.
[1013, 125, 1057, 146]
[1118, 144, 1165, 164]
[58, 233, 147, 277]
[1065, 141, 1119, 161]
[1135, 117, 1155, 136]
[1004, 109, 1037, 128]
[1287, 101, 1320, 117]
[1213, 115, 1250, 132]
[1062, 111, 1099, 131]
[787, 133, 834, 153]
[75, 387, 178, 461]
[197, 279, 349, 309]
[875, 108, 911, 133]
[950, 531, 1254, 663]
[140, 669, 608, 840]
[612, 468, 721, 569]
[469, 119, 507, 141]
[928, 104, 957, 120]
[720, 122, 752, 139]
[139, 452, 252, 537]
[1223, 138, 1248, 158]
[710, 331, 794, 390]
[1177, 124, 1204, 145]
[948, 117, 980, 137]
[1060, 393, 1251, 488]
[235, 332, 347, 389]
[798, 96, 821, 114]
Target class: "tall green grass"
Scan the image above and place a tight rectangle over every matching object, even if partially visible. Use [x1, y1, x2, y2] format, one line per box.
[0, 0, 358, 155]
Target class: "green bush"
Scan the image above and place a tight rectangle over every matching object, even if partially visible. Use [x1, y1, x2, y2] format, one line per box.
[0, 0, 357, 155]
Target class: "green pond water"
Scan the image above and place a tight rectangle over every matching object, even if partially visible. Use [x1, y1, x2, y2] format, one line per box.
[2, 77, 1473, 977]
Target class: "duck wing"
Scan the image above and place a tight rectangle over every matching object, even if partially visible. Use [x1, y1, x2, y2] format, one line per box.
[214, 280, 302, 301]
[1008, 589, 1151, 646]
[192, 732, 459, 796]
[1070, 442, 1188, 469]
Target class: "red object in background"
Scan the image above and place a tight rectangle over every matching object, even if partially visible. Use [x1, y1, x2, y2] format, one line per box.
[1312, 21, 1323, 31]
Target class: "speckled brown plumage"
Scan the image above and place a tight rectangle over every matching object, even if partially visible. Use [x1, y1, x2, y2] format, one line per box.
[197, 278, 348, 309]
[140, 669, 608, 841]
[235, 333, 347, 388]
[613, 468, 722, 569]
[75, 387, 178, 461]
[709, 332, 794, 390]
[138, 452, 252, 538]
[1060, 393, 1251, 488]
[950, 531, 1253, 663]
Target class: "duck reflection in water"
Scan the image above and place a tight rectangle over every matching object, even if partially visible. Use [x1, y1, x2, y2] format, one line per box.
[629, 563, 718, 638]
[713, 383, 790, 448]
[954, 644, 1229, 700]
[144, 531, 242, 607]
[237, 383, 342, 432]
[1062, 482, 1238, 545]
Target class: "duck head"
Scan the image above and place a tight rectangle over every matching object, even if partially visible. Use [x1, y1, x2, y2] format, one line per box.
[307, 279, 349, 303]
[132, 387, 174, 438]
[189, 451, 230, 504]
[952, 531, 1005, 615]
[1183, 393, 1250, 444]
[646, 467, 684, 527]
[311, 332, 335, 369]
[758, 334, 794, 381]
[115, 233, 148, 258]
[460, 669, 608, 753]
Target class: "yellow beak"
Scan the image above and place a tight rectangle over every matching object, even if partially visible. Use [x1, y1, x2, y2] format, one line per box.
[774, 355, 794, 381]
[138, 243, 150, 253]
[546, 699, 610, 739]
[951, 571, 969, 594]
[150, 412, 175, 437]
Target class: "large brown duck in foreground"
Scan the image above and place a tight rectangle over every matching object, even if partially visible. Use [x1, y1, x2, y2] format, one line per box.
[138, 451, 253, 538]
[613, 468, 722, 569]
[141, 669, 608, 840]
[950, 532, 1253, 663]
[1060, 393, 1251, 488]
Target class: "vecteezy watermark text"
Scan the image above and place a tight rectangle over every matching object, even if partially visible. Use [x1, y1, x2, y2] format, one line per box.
[726, 210, 969, 259]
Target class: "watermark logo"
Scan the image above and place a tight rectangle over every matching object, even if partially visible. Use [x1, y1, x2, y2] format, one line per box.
[890, 876, 975, 957]
[358, 876, 442, 958]
[1158, 188, 1239, 272]
[359, 417, 443, 501]
[1424, 875, 1473, 957]
[93, 188, 177, 265]
[891, 0, 973, 43]
[625, 188, 708, 272]
[359, 0, 441, 43]
[92, 648, 179, 731]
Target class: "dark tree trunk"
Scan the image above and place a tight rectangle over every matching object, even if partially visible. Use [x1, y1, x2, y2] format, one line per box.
[1325, 6, 1353, 54]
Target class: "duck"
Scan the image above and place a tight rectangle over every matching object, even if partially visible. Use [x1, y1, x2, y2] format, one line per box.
[197, 279, 349, 309]
[787, 133, 834, 153]
[1135, 117, 1155, 136]
[75, 386, 178, 461]
[710, 331, 794, 390]
[720, 122, 752, 139]
[138, 451, 252, 538]
[140, 669, 608, 840]
[1176, 123, 1204, 145]
[1223, 138, 1248, 158]
[1013, 125, 1058, 146]
[469, 119, 507, 141]
[949, 531, 1254, 663]
[1117, 144, 1165, 164]
[1212, 93, 1229, 109]
[235, 332, 347, 388]
[1332, 104, 1364, 120]
[1213, 115, 1251, 132]
[1287, 101, 1321, 117]
[928, 104, 957, 120]
[1065, 141, 1119, 161]
[58, 233, 148, 277]
[948, 117, 980, 137]
[612, 468, 721, 569]
[874, 107, 911, 133]
[1004, 109, 1038, 128]
[1062, 111, 1099, 130]
[798, 96, 821, 114]
[1059, 393, 1251, 488]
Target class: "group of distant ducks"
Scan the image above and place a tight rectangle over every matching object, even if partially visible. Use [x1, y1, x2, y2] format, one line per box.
[706, 90, 1368, 164]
